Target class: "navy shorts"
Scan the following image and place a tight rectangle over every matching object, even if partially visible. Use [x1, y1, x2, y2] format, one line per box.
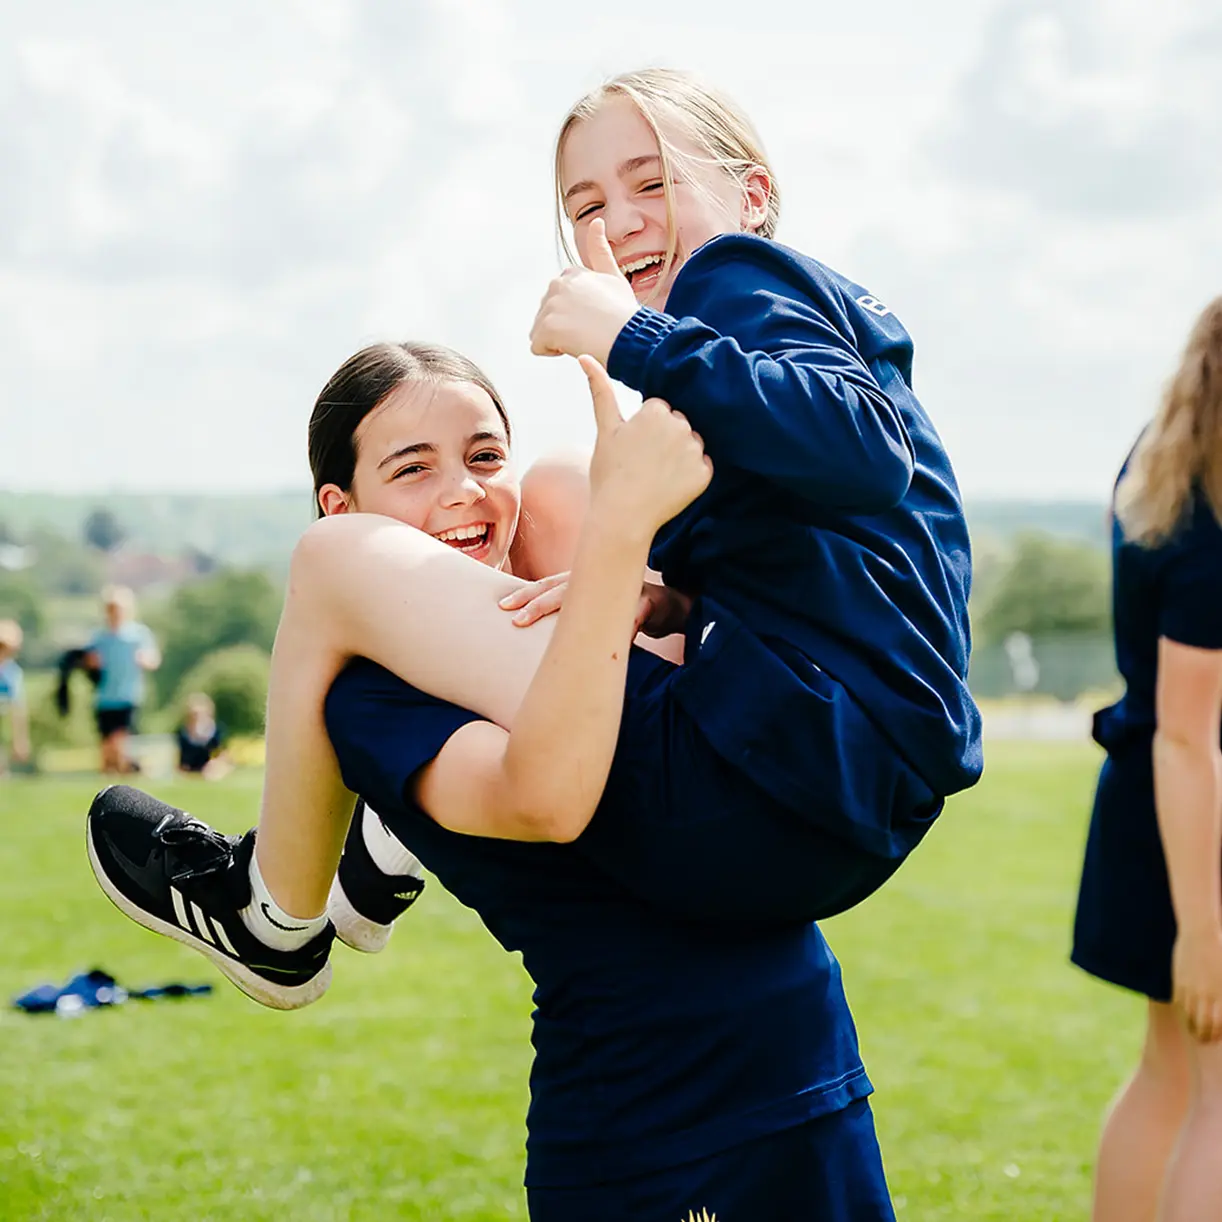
[573, 598, 941, 926]
[1072, 745, 1177, 1002]
[527, 1099, 895, 1222]
[96, 705, 136, 738]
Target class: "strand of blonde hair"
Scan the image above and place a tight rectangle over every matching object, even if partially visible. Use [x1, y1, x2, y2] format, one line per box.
[1115, 296, 1222, 547]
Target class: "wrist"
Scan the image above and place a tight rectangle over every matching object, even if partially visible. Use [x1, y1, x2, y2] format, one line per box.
[584, 493, 658, 554]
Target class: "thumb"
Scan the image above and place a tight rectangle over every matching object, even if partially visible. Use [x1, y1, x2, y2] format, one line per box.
[586, 218, 621, 278]
[578, 355, 622, 435]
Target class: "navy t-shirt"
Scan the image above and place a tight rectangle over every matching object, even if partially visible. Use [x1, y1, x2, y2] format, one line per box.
[607, 234, 982, 800]
[325, 659, 872, 1190]
[1093, 474, 1222, 752]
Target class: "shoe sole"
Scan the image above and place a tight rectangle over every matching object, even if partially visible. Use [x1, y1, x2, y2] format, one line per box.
[86, 819, 331, 1011]
[328, 876, 393, 954]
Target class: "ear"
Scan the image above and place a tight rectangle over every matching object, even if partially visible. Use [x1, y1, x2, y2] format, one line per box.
[317, 483, 353, 516]
[740, 165, 772, 234]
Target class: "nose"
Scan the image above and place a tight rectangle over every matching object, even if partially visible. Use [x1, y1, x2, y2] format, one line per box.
[440, 469, 487, 509]
[599, 197, 646, 249]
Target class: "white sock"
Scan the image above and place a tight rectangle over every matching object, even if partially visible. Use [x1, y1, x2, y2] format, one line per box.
[239, 847, 329, 952]
[362, 805, 425, 879]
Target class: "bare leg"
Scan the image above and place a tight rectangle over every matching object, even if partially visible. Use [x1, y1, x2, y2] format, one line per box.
[1160, 1021, 1222, 1220]
[256, 513, 557, 917]
[1091, 1000, 1190, 1222]
[510, 449, 592, 580]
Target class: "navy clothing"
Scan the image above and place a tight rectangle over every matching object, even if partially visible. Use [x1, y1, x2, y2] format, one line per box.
[177, 722, 225, 773]
[527, 1098, 895, 1221]
[1073, 477, 1222, 1000]
[325, 657, 874, 1191]
[608, 234, 981, 822]
[96, 705, 136, 738]
[575, 596, 938, 925]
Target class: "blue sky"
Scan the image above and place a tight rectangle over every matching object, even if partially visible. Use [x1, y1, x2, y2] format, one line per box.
[1, 0, 1219, 498]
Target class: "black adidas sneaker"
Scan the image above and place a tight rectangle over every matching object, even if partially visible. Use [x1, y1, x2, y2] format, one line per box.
[86, 785, 334, 1010]
[328, 800, 425, 953]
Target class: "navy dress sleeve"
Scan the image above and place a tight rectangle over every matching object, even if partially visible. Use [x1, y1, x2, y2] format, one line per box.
[1158, 533, 1222, 650]
[606, 238, 914, 513]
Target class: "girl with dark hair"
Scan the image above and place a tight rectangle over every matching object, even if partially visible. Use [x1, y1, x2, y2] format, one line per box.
[1073, 296, 1222, 1222]
[89, 337, 895, 1219]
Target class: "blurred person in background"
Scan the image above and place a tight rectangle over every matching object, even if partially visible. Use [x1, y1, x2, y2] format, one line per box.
[1072, 296, 1222, 1222]
[176, 692, 232, 780]
[85, 585, 160, 775]
[0, 619, 30, 775]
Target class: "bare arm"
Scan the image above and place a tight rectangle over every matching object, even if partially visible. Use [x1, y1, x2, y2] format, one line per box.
[416, 514, 652, 841]
[1154, 635, 1222, 1039]
[415, 361, 711, 843]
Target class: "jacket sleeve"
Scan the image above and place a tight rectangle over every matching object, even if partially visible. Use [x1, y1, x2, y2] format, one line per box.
[606, 249, 914, 513]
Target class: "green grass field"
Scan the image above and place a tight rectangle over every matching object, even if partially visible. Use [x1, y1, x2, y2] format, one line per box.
[0, 744, 1138, 1220]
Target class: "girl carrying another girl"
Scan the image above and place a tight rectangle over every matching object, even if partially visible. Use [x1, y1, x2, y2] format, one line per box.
[88, 66, 982, 1216]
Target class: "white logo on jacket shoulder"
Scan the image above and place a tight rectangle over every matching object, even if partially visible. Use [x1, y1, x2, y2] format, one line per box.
[856, 293, 891, 317]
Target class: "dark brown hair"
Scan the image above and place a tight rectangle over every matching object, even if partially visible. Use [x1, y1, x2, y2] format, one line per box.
[308, 342, 511, 516]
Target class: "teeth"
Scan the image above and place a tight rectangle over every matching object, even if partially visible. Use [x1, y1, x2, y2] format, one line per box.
[619, 254, 663, 275]
[435, 524, 488, 543]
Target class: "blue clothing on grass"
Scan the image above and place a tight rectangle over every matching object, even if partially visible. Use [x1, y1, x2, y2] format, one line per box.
[88, 623, 155, 710]
[325, 658, 876, 1195]
[1073, 467, 1222, 1001]
[0, 658, 23, 707]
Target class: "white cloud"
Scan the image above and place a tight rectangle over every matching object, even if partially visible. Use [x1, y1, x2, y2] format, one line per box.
[0, 0, 1218, 505]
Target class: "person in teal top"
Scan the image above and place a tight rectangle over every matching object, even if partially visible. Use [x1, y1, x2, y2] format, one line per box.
[0, 619, 30, 775]
[85, 586, 160, 774]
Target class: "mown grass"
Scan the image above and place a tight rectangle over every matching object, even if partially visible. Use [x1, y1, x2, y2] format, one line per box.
[0, 743, 1136, 1220]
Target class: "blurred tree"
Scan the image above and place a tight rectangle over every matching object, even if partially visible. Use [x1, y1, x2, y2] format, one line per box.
[175, 644, 271, 736]
[974, 531, 1111, 645]
[0, 571, 47, 640]
[153, 569, 281, 702]
[25, 526, 106, 596]
[83, 508, 127, 553]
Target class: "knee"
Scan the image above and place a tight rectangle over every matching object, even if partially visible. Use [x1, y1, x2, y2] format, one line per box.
[515, 450, 591, 576]
[289, 514, 388, 593]
[520, 451, 591, 518]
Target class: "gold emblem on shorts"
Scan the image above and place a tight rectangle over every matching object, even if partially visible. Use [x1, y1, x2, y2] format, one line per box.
[682, 1211, 717, 1222]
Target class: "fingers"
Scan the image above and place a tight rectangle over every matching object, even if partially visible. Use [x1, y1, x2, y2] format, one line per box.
[585, 218, 622, 278]
[578, 355, 623, 435]
[508, 584, 568, 626]
[498, 573, 568, 611]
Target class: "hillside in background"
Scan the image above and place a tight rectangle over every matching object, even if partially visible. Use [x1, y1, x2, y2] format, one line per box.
[965, 499, 1111, 549]
[0, 491, 313, 571]
[0, 491, 1111, 569]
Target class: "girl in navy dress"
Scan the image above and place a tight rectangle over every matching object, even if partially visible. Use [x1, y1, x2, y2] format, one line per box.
[92, 340, 895, 1220]
[1073, 296, 1222, 1222]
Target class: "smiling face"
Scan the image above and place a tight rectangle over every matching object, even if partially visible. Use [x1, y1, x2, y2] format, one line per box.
[559, 95, 770, 309]
[318, 378, 521, 570]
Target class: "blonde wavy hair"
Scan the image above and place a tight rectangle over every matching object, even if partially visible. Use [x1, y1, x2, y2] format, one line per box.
[553, 68, 779, 281]
[1116, 297, 1222, 547]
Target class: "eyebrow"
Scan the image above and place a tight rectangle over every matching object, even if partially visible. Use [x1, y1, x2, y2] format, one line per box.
[375, 431, 506, 471]
[563, 154, 661, 202]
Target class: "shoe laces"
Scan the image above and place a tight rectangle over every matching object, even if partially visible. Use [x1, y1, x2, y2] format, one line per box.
[156, 818, 237, 884]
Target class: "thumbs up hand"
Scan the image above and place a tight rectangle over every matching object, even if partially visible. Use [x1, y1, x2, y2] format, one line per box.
[581, 355, 713, 539]
[530, 219, 642, 365]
